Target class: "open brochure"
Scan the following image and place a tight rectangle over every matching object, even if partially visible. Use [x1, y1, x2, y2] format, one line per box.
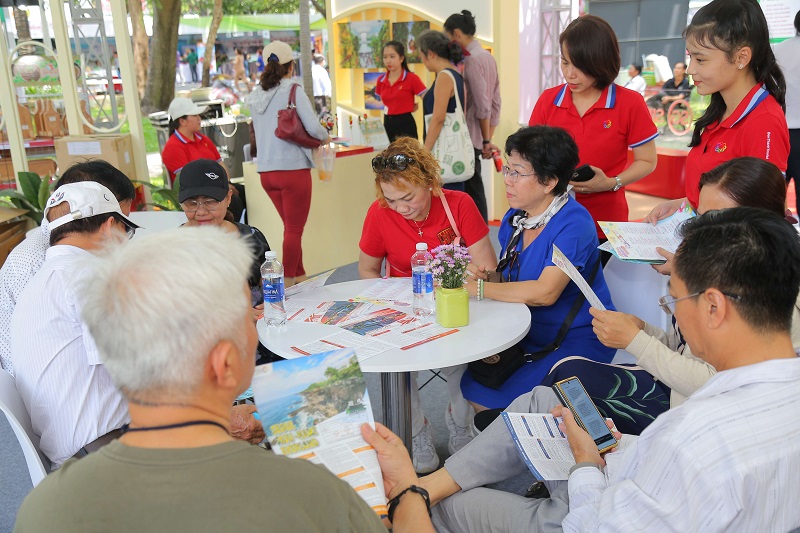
[252, 349, 388, 519]
[503, 412, 633, 481]
[598, 204, 696, 264]
[503, 412, 576, 480]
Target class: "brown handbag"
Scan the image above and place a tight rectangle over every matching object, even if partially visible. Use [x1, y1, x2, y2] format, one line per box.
[275, 84, 323, 149]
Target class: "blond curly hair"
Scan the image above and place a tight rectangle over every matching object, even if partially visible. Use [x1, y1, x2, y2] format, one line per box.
[373, 137, 442, 207]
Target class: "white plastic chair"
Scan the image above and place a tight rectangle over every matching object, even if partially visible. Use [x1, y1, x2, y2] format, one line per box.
[603, 256, 670, 364]
[0, 370, 48, 485]
[243, 143, 252, 163]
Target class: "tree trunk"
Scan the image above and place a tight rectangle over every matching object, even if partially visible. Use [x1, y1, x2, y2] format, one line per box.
[128, 0, 149, 100]
[140, 0, 181, 114]
[12, 7, 34, 56]
[202, 0, 224, 87]
[299, 0, 313, 103]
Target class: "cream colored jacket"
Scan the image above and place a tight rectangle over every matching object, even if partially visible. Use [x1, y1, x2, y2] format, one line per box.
[625, 296, 800, 408]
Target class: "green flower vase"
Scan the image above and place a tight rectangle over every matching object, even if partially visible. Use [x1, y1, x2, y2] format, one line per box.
[435, 287, 469, 327]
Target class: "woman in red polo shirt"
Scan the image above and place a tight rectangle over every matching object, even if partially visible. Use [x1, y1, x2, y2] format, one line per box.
[161, 97, 225, 185]
[376, 41, 427, 142]
[528, 15, 658, 251]
[646, 0, 789, 224]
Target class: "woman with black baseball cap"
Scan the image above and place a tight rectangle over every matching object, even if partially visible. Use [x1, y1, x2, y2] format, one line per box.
[178, 159, 270, 310]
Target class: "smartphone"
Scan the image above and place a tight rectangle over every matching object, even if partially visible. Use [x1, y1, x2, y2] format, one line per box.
[552, 376, 618, 453]
[571, 164, 596, 183]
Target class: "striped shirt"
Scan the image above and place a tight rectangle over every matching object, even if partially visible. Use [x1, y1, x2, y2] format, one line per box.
[10, 245, 128, 467]
[564, 357, 800, 532]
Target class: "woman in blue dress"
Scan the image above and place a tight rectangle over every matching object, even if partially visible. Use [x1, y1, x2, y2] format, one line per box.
[462, 125, 616, 410]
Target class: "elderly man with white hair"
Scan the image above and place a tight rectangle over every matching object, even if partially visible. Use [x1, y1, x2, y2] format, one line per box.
[13, 227, 435, 532]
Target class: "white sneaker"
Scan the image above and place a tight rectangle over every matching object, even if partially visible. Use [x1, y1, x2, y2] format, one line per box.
[412, 419, 440, 474]
[445, 404, 474, 455]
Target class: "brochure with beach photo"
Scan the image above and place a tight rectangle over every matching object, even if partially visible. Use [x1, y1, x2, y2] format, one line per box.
[251, 349, 387, 519]
[598, 203, 696, 264]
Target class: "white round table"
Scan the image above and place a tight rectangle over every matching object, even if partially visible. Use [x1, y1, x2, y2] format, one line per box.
[258, 279, 531, 449]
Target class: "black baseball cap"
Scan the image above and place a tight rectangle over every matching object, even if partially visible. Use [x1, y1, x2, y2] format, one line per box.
[178, 159, 229, 203]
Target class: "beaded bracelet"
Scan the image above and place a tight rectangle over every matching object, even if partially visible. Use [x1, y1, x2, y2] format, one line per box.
[477, 278, 484, 301]
[387, 485, 431, 523]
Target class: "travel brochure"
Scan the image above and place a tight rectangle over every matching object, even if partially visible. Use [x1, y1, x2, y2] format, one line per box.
[551, 245, 606, 311]
[252, 348, 388, 519]
[598, 204, 696, 264]
[280, 278, 458, 361]
[290, 307, 459, 361]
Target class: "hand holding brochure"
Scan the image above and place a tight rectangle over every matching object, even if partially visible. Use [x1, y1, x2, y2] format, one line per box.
[251, 348, 388, 518]
[598, 204, 695, 263]
[551, 245, 606, 310]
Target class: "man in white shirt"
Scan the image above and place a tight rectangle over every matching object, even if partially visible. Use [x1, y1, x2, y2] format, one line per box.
[624, 63, 647, 96]
[311, 54, 332, 115]
[421, 208, 800, 532]
[0, 161, 136, 376]
[10, 182, 140, 468]
[774, 10, 800, 212]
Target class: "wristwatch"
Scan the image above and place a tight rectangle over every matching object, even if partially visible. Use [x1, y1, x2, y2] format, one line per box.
[611, 176, 623, 192]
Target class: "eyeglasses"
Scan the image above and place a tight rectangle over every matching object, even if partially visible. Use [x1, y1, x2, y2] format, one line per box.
[182, 198, 222, 213]
[502, 165, 537, 182]
[372, 154, 415, 172]
[658, 290, 742, 315]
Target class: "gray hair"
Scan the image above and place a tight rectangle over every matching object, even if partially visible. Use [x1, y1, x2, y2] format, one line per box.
[80, 226, 254, 401]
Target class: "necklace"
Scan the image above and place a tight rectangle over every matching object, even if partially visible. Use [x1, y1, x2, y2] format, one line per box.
[411, 211, 430, 237]
[121, 420, 229, 435]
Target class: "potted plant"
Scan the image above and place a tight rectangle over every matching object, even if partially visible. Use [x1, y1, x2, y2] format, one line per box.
[430, 243, 471, 327]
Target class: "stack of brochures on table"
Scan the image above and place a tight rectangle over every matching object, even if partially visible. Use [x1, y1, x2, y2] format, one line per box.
[598, 203, 696, 264]
[251, 348, 388, 519]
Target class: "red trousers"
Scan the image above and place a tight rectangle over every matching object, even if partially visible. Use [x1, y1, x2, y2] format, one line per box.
[259, 169, 312, 277]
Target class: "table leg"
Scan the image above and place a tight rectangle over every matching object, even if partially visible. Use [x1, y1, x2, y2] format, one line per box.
[380, 371, 413, 455]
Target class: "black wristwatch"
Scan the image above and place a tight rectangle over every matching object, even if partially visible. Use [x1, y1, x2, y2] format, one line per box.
[482, 140, 491, 145]
[387, 485, 431, 523]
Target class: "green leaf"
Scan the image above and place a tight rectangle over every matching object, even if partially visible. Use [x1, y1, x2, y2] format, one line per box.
[624, 369, 638, 396]
[606, 399, 655, 420]
[641, 382, 657, 400]
[597, 400, 635, 423]
[38, 177, 51, 212]
[607, 374, 622, 399]
[0, 189, 30, 203]
[17, 172, 41, 204]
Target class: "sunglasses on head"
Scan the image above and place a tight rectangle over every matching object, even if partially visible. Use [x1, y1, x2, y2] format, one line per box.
[372, 154, 415, 172]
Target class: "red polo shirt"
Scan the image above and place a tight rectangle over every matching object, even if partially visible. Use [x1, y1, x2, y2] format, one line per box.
[161, 131, 222, 184]
[375, 70, 427, 116]
[684, 84, 789, 207]
[529, 84, 658, 238]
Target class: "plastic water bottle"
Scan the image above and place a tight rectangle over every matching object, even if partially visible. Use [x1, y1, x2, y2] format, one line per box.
[261, 251, 286, 327]
[411, 243, 435, 316]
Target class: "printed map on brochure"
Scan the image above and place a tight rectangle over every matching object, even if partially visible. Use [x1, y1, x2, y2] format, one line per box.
[252, 348, 388, 519]
[598, 204, 696, 263]
[290, 308, 459, 360]
[551, 245, 606, 310]
[285, 299, 373, 325]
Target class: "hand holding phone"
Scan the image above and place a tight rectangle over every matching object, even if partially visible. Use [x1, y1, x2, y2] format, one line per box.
[571, 164, 596, 183]
[552, 377, 618, 453]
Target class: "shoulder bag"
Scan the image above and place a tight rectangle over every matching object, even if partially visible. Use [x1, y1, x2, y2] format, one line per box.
[467, 259, 600, 390]
[275, 84, 323, 149]
[424, 69, 475, 184]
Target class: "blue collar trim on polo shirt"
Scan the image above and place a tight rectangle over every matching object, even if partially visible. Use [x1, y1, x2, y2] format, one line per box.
[730, 85, 768, 127]
[554, 85, 568, 106]
[605, 84, 616, 108]
[173, 131, 201, 144]
[553, 84, 616, 109]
